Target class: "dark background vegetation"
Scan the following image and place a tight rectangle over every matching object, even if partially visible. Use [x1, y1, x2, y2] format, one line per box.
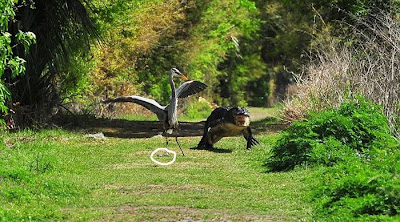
[2, 0, 398, 128]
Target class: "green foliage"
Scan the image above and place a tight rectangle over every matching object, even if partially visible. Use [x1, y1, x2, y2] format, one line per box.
[182, 0, 262, 106]
[246, 73, 270, 106]
[266, 97, 393, 171]
[0, 0, 36, 126]
[311, 143, 400, 220]
[15, 31, 36, 55]
[2, 0, 95, 127]
[83, 0, 266, 107]
[0, 0, 14, 32]
[265, 96, 400, 219]
[62, 0, 398, 114]
[183, 99, 213, 120]
[59, 50, 96, 104]
[4, 0, 399, 125]
[51, 0, 181, 116]
[0, 81, 10, 115]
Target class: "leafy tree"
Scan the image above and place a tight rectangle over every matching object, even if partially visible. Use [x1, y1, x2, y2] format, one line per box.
[178, 0, 262, 106]
[256, 0, 399, 103]
[80, 0, 186, 106]
[85, 0, 264, 107]
[0, 0, 36, 126]
[3, 0, 97, 127]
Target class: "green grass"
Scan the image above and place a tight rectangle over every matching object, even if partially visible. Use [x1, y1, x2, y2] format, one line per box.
[118, 114, 159, 121]
[0, 128, 312, 221]
[248, 106, 282, 121]
[118, 106, 282, 123]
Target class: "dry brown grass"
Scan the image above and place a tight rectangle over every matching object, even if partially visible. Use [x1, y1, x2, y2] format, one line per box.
[283, 10, 400, 136]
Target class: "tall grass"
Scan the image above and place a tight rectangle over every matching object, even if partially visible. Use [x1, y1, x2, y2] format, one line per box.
[284, 9, 400, 136]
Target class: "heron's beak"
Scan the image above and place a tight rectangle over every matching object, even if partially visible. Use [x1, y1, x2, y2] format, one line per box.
[178, 74, 189, 81]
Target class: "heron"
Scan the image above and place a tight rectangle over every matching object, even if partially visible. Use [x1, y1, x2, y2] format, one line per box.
[102, 68, 207, 155]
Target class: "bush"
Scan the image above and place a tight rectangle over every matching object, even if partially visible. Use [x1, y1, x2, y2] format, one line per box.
[266, 97, 394, 171]
[267, 96, 400, 220]
[312, 146, 400, 220]
[183, 99, 213, 120]
[283, 9, 400, 137]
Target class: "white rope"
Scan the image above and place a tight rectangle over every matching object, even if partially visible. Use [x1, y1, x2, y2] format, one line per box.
[150, 148, 176, 166]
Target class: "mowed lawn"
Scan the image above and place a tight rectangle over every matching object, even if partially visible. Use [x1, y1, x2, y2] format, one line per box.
[1, 108, 312, 221]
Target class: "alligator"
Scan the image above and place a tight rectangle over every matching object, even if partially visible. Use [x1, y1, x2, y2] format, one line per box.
[197, 106, 259, 150]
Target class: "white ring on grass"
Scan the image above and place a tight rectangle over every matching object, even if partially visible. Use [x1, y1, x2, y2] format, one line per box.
[150, 148, 176, 166]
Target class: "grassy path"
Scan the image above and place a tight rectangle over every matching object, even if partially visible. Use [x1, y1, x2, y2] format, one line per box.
[1, 108, 311, 221]
[65, 133, 310, 220]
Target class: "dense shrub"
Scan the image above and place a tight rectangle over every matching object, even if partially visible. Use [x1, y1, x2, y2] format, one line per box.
[283, 9, 400, 137]
[267, 96, 400, 219]
[312, 145, 400, 220]
[184, 99, 213, 120]
[266, 97, 394, 171]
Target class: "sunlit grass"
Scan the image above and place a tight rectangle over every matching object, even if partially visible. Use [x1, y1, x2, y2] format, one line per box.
[117, 106, 283, 123]
[0, 129, 312, 221]
[248, 106, 282, 121]
[118, 112, 206, 122]
[118, 114, 159, 121]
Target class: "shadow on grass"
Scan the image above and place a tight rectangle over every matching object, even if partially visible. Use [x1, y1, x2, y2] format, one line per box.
[252, 116, 289, 133]
[54, 114, 288, 139]
[189, 146, 232, 153]
[55, 114, 205, 138]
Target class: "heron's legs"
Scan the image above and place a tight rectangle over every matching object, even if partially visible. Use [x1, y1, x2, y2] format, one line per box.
[165, 134, 169, 148]
[175, 136, 185, 156]
[160, 134, 171, 156]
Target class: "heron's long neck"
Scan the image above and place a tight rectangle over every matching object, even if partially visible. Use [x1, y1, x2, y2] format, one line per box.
[168, 73, 178, 128]
[169, 73, 176, 98]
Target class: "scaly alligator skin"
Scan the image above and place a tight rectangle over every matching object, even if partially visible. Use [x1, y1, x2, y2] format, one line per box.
[197, 107, 259, 150]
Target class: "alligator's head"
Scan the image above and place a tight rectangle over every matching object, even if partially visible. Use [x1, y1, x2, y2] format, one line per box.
[229, 107, 250, 127]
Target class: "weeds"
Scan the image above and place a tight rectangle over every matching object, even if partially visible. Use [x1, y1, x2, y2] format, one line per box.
[284, 9, 400, 137]
[29, 153, 52, 174]
[312, 146, 400, 221]
[182, 98, 213, 120]
[267, 97, 394, 171]
[269, 97, 400, 220]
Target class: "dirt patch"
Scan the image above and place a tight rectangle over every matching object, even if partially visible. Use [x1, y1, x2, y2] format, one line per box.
[104, 184, 219, 194]
[106, 162, 154, 169]
[105, 158, 213, 170]
[91, 205, 284, 222]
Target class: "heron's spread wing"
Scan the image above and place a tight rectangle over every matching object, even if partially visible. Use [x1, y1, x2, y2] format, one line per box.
[176, 80, 207, 99]
[103, 96, 167, 119]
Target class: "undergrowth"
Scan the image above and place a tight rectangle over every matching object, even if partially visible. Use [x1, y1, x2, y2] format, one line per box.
[312, 149, 400, 221]
[183, 99, 213, 120]
[266, 96, 400, 220]
[266, 96, 394, 171]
